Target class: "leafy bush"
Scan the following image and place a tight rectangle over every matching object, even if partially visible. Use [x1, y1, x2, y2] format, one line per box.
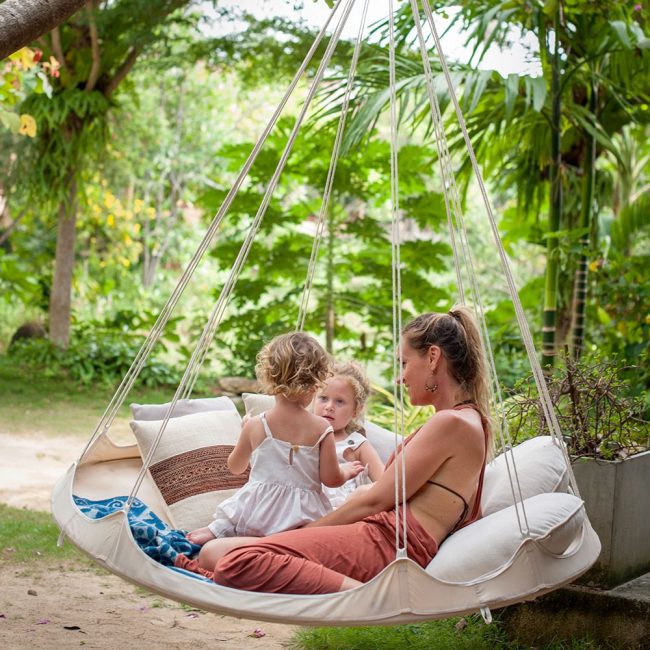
[503, 354, 649, 460]
[8, 331, 181, 388]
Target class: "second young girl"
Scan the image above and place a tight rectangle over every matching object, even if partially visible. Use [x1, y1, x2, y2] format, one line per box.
[314, 361, 383, 507]
[187, 333, 363, 546]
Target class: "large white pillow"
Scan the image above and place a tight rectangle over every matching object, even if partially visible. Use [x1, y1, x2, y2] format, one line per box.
[242, 392, 275, 418]
[363, 420, 402, 465]
[481, 436, 569, 516]
[130, 396, 238, 421]
[427, 492, 585, 583]
[130, 410, 244, 531]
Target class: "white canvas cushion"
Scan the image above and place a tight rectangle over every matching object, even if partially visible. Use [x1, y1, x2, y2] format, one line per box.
[363, 420, 402, 465]
[130, 410, 244, 531]
[427, 492, 585, 583]
[242, 392, 275, 418]
[481, 436, 568, 516]
[130, 396, 238, 421]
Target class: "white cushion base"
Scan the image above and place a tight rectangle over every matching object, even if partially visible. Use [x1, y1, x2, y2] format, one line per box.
[427, 492, 585, 584]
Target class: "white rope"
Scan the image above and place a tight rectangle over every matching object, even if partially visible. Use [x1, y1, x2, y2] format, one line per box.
[126, 0, 358, 507]
[76, 0, 348, 464]
[411, 3, 532, 534]
[387, 0, 408, 556]
[184, 0, 358, 396]
[297, 0, 371, 331]
[420, 0, 580, 498]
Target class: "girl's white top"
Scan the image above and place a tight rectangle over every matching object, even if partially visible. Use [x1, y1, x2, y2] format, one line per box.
[323, 430, 372, 508]
[207, 412, 333, 538]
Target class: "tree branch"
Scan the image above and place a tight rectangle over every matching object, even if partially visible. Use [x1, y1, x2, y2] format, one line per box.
[0, 0, 88, 60]
[84, 1, 100, 91]
[102, 46, 138, 97]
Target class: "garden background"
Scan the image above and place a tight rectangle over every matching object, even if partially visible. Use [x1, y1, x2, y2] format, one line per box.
[0, 0, 648, 648]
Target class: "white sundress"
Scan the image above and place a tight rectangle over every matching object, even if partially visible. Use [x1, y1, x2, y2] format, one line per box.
[323, 430, 372, 508]
[207, 412, 333, 538]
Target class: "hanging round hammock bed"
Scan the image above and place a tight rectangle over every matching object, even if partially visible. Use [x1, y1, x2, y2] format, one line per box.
[52, 0, 600, 627]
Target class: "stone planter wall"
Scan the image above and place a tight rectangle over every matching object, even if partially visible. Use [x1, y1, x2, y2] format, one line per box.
[572, 449, 650, 587]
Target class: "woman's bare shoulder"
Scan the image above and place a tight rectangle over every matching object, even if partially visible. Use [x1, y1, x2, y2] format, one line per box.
[416, 408, 484, 451]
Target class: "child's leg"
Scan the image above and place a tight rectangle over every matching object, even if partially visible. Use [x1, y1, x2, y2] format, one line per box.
[198, 536, 259, 570]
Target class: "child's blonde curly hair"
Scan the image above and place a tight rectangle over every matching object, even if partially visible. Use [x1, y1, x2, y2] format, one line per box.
[330, 361, 371, 435]
[256, 332, 331, 402]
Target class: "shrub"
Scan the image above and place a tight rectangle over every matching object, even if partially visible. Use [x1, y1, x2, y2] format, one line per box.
[8, 332, 181, 388]
[503, 354, 649, 460]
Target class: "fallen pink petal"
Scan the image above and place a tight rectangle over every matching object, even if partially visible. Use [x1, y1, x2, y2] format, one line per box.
[185, 613, 199, 619]
[249, 628, 266, 638]
[36, 619, 50, 625]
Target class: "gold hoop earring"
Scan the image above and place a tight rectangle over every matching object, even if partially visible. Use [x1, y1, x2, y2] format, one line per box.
[424, 374, 438, 393]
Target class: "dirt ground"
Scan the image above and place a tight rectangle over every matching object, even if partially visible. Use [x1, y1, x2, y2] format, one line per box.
[0, 432, 298, 650]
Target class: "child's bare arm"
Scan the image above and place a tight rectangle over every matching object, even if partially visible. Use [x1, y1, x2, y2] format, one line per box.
[319, 433, 363, 487]
[227, 419, 256, 474]
[355, 440, 384, 481]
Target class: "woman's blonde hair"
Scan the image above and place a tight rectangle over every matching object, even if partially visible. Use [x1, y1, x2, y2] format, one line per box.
[256, 332, 331, 402]
[330, 361, 371, 435]
[402, 306, 492, 449]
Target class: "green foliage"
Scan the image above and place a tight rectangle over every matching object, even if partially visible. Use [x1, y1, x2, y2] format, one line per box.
[504, 354, 649, 459]
[7, 309, 184, 388]
[368, 383, 434, 434]
[0, 504, 86, 564]
[0, 251, 43, 305]
[199, 118, 451, 375]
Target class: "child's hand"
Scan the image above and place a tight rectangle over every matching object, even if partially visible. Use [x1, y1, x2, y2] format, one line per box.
[340, 461, 365, 482]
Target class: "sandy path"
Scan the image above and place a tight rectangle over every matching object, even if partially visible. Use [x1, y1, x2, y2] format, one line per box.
[0, 432, 299, 649]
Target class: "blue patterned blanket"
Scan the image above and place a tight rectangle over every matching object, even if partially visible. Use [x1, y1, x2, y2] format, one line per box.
[73, 495, 201, 567]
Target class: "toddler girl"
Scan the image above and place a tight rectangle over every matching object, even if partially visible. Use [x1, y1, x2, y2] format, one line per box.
[187, 333, 363, 546]
[314, 361, 383, 508]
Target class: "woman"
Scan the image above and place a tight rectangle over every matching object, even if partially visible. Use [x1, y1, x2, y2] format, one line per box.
[193, 307, 492, 594]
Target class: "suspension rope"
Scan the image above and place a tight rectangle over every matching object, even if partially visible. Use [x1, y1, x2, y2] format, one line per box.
[420, 0, 580, 498]
[76, 0, 349, 465]
[410, 3, 532, 534]
[296, 0, 371, 331]
[387, 0, 408, 557]
[127, 0, 358, 507]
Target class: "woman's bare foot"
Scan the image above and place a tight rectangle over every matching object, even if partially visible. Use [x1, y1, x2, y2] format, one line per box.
[186, 527, 216, 546]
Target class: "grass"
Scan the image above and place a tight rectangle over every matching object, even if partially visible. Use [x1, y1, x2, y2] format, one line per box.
[0, 355, 179, 437]
[295, 619, 607, 650]
[0, 503, 89, 565]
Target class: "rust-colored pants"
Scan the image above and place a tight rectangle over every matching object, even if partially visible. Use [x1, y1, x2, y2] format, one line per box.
[210, 507, 438, 594]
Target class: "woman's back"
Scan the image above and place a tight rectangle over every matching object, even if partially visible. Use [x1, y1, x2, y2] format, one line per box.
[389, 404, 488, 544]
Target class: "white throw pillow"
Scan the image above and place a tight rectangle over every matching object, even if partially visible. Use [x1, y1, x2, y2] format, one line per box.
[242, 392, 275, 418]
[130, 410, 244, 531]
[481, 436, 569, 516]
[427, 492, 585, 583]
[363, 420, 402, 465]
[130, 396, 238, 421]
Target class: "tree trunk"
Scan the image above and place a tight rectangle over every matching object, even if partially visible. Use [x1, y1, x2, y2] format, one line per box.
[0, 0, 88, 59]
[541, 12, 563, 369]
[49, 170, 78, 347]
[570, 79, 598, 360]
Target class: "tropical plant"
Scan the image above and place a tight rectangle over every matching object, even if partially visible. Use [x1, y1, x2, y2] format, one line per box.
[314, 1, 650, 369]
[198, 118, 451, 375]
[503, 354, 649, 460]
